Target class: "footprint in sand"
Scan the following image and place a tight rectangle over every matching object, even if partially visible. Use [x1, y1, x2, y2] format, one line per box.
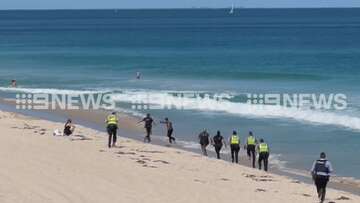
[243, 173, 256, 178]
[142, 164, 157, 168]
[194, 179, 206, 183]
[70, 135, 92, 141]
[260, 175, 273, 178]
[153, 160, 170, 164]
[136, 160, 146, 164]
[336, 196, 351, 200]
[116, 151, 136, 155]
[257, 178, 275, 182]
[255, 188, 266, 192]
[242, 173, 275, 182]
[136, 149, 164, 154]
[301, 193, 311, 197]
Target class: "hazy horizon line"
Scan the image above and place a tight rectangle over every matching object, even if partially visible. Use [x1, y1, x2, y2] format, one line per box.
[0, 6, 360, 11]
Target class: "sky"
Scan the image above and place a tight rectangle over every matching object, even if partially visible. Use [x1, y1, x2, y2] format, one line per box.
[0, 0, 360, 10]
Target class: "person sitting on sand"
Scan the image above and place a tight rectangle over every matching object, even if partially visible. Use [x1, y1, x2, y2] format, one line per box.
[198, 129, 210, 156]
[229, 130, 240, 163]
[311, 152, 333, 203]
[160, 117, 176, 144]
[138, 113, 155, 143]
[211, 130, 226, 159]
[63, 119, 75, 136]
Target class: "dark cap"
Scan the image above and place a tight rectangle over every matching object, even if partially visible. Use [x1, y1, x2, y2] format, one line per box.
[320, 152, 326, 159]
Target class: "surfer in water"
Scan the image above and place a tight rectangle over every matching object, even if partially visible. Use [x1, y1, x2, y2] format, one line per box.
[136, 72, 141, 80]
[11, 80, 17, 87]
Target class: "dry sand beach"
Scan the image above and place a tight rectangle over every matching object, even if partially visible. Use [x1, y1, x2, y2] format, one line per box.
[0, 110, 359, 203]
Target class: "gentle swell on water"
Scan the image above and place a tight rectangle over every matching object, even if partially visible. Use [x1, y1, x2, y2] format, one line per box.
[110, 89, 360, 131]
[2, 87, 360, 131]
[0, 87, 109, 95]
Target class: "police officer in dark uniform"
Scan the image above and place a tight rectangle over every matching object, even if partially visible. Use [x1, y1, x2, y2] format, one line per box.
[311, 152, 333, 203]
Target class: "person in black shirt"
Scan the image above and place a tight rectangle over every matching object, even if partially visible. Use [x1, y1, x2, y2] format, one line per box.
[211, 130, 226, 159]
[198, 129, 210, 156]
[63, 119, 75, 136]
[160, 117, 176, 144]
[138, 113, 155, 143]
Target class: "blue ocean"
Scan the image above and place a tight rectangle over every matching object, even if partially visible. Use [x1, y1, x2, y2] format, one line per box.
[0, 9, 360, 178]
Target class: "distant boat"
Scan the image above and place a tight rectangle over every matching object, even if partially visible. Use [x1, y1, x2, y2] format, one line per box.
[229, 4, 234, 14]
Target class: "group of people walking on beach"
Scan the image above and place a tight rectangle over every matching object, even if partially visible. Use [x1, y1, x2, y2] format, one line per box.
[104, 111, 333, 203]
[105, 112, 175, 148]
[105, 112, 270, 171]
[198, 129, 270, 171]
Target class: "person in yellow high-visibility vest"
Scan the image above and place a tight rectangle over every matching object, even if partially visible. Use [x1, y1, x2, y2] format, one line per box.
[245, 131, 257, 168]
[229, 130, 240, 163]
[105, 112, 118, 148]
[257, 139, 270, 171]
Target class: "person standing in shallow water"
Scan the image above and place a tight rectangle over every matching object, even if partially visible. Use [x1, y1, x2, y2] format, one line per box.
[11, 79, 17, 87]
[198, 129, 210, 156]
[211, 130, 226, 159]
[311, 152, 333, 203]
[229, 130, 240, 163]
[160, 117, 176, 144]
[138, 113, 155, 143]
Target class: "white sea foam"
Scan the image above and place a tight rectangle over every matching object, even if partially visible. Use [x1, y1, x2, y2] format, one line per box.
[0, 87, 107, 95]
[110, 89, 360, 131]
[2, 87, 360, 131]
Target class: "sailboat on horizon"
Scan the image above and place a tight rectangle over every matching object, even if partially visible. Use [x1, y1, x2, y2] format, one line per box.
[229, 4, 235, 14]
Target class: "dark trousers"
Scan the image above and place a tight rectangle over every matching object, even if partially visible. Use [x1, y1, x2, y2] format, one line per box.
[200, 144, 208, 156]
[314, 176, 329, 202]
[107, 124, 117, 148]
[247, 145, 256, 168]
[167, 129, 176, 143]
[230, 144, 240, 163]
[214, 145, 222, 159]
[144, 127, 152, 143]
[258, 152, 269, 171]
